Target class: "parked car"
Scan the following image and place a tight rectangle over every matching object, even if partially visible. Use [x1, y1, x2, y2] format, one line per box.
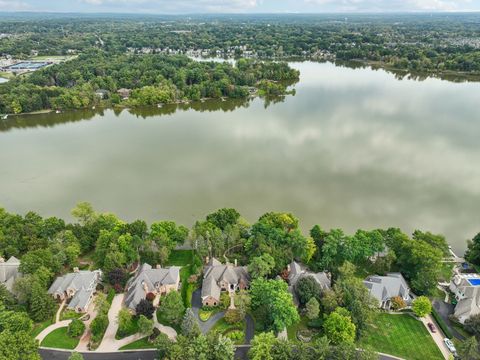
[444, 338, 457, 354]
[427, 323, 437, 333]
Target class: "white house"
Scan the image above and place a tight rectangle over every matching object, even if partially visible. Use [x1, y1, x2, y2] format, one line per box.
[450, 273, 480, 324]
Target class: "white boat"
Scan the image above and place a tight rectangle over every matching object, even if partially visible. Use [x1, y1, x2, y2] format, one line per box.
[56, 110, 61, 114]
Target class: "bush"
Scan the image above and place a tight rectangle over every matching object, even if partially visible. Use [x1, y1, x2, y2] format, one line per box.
[225, 309, 243, 324]
[113, 283, 124, 293]
[90, 314, 108, 343]
[220, 292, 231, 309]
[225, 330, 244, 342]
[136, 299, 155, 319]
[68, 319, 85, 338]
[412, 296, 432, 318]
[107, 268, 127, 286]
[391, 296, 407, 311]
[146, 292, 156, 302]
[107, 289, 115, 304]
[432, 308, 453, 339]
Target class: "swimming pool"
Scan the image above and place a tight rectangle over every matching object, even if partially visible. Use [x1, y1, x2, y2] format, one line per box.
[468, 278, 480, 286]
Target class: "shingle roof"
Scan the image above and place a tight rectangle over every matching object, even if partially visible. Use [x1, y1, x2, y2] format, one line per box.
[363, 273, 411, 305]
[124, 264, 180, 310]
[48, 271, 99, 295]
[0, 256, 21, 291]
[288, 261, 331, 290]
[201, 258, 250, 301]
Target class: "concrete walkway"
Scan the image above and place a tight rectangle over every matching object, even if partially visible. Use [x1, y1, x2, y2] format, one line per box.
[97, 294, 125, 352]
[76, 301, 99, 351]
[420, 314, 451, 360]
[35, 320, 72, 343]
[55, 300, 67, 323]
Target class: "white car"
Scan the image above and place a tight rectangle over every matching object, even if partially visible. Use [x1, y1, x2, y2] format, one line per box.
[444, 338, 457, 354]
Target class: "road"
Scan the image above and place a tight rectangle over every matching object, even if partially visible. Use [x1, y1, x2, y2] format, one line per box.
[40, 349, 158, 360]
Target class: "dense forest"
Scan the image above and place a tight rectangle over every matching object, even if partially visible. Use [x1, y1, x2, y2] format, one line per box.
[1, 13, 480, 74]
[0, 51, 299, 114]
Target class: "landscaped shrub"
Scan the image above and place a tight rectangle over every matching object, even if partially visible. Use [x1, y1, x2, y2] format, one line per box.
[107, 268, 127, 286]
[117, 308, 134, 338]
[224, 309, 242, 324]
[136, 299, 155, 319]
[90, 314, 108, 343]
[107, 289, 115, 304]
[225, 330, 244, 342]
[113, 283, 124, 293]
[68, 319, 85, 338]
[220, 293, 230, 309]
[146, 292, 156, 302]
[391, 296, 407, 311]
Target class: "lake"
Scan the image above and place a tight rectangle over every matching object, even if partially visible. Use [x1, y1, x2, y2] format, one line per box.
[1, 61, 479, 254]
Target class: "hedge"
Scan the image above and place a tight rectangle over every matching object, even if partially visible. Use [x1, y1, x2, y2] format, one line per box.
[431, 307, 453, 339]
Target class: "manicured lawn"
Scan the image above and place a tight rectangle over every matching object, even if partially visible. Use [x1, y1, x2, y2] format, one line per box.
[119, 336, 155, 350]
[359, 313, 444, 360]
[40, 327, 80, 350]
[31, 319, 54, 338]
[157, 310, 181, 333]
[167, 250, 194, 266]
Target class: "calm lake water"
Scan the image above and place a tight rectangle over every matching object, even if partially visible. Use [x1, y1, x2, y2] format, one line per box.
[1, 62, 479, 254]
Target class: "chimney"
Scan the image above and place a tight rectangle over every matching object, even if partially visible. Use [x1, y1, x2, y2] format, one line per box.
[73, 267, 79, 273]
[234, 259, 237, 267]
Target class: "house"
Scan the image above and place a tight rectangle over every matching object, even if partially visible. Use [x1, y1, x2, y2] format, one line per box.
[124, 264, 180, 311]
[0, 256, 21, 292]
[287, 261, 331, 305]
[95, 89, 109, 99]
[117, 88, 131, 100]
[363, 273, 412, 309]
[450, 273, 480, 324]
[48, 269, 102, 313]
[201, 258, 249, 307]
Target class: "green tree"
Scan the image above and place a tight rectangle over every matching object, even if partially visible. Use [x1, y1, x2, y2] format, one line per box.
[0, 330, 40, 360]
[412, 296, 432, 318]
[465, 314, 480, 336]
[158, 291, 185, 326]
[305, 297, 320, 320]
[0, 308, 33, 333]
[248, 254, 275, 279]
[206, 208, 241, 230]
[248, 332, 277, 360]
[295, 275, 322, 306]
[68, 319, 86, 338]
[466, 233, 480, 266]
[250, 278, 299, 333]
[323, 308, 356, 345]
[71, 202, 97, 225]
[138, 314, 154, 336]
[458, 336, 480, 360]
[117, 308, 133, 337]
[181, 308, 201, 337]
[29, 282, 56, 322]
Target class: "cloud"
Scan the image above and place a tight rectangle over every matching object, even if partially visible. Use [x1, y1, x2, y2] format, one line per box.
[304, 0, 473, 11]
[0, 0, 29, 10]
[79, 0, 260, 12]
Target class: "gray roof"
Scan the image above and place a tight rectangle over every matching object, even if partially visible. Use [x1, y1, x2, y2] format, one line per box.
[451, 274, 480, 322]
[125, 264, 180, 310]
[288, 261, 331, 290]
[48, 270, 100, 295]
[363, 273, 411, 305]
[68, 288, 92, 310]
[201, 258, 250, 301]
[0, 256, 21, 292]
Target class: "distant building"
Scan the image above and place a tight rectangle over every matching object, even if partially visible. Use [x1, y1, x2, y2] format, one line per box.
[95, 89, 109, 99]
[0, 256, 21, 292]
[124, 264, 180, 312]
[117, 88, 131, 100]
[201, 258, 249, 307]
[48, 269, 102, 313]
[363, 273, 412, 309]
[287, 261, 331, 305]
[450, 273, 480, 323]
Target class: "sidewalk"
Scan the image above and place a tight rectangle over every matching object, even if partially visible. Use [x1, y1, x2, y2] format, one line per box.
[97, 294, 125, 352]
[420, 314, 451, 360]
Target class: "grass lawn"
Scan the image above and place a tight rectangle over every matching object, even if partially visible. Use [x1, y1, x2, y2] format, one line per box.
[119, 336, 155, 350]
[31, 319, 54, 338]
[209, 318, 246, 345]
[359, 313, 444, 360]
[166, 250, 194, 266]
[61, 309, 84, 321]
[40, 327, 80, 350]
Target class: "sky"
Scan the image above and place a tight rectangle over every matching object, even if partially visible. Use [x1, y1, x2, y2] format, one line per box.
[2, 0, 480, 13]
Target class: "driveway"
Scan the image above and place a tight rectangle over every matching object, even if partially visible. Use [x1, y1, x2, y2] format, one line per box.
[420, 315, 450, 360]
[35, 320, 72, 343]
[39, 349, 158, 360]
[191, 289, 226, 333]
[432, 299, 465, 340]
[97, 294, 125, 352]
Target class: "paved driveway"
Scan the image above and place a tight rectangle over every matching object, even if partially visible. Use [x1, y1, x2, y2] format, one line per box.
[39, 349, 158, 360]
[432, 299, 465, 340]
[97, 294, 125, 352]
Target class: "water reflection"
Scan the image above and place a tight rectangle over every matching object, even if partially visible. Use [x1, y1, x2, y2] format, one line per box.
[1, 62, 479, 255]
